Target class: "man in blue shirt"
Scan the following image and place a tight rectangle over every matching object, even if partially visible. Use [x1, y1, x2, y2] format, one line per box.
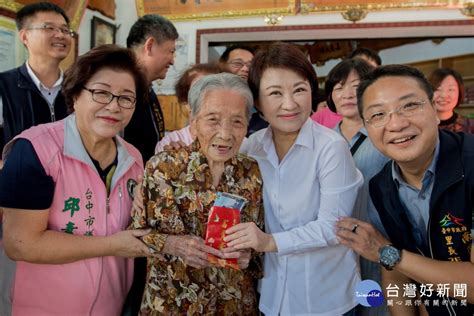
[336, 65, 473, 315]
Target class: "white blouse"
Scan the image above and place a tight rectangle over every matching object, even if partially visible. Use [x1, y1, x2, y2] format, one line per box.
[241, 119, 363, 315]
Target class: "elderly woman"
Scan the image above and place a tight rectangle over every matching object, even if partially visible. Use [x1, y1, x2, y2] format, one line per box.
[224, 43, 363, 315]
[130, 73, 264, 315]
[0, 45, 152, 315]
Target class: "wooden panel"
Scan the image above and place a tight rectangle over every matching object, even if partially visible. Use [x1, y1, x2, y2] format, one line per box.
[136, 0, 295, 20]
[88, 0, 116, 19]
[157, 95, 189, 131]
[446, 54, 474, 78]
[12, 0, 87, 30]
[408, 54, 474, 79]
[301, 0, 467, 12]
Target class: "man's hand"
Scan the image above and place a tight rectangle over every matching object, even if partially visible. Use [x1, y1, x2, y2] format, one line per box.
[336, 217, 391, 262]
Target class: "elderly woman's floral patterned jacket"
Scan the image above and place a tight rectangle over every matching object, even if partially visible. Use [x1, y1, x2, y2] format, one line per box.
[130, 141, 264, 315]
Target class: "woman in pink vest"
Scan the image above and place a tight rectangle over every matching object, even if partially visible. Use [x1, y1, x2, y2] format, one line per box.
[0, 45, 152, 315]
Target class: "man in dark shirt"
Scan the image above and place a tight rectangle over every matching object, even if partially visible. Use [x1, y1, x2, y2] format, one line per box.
[336, 65, 473, 315]
[122, 14, 178, 316]
[0, 2, 71, 163]
[219, 44, 254, 81]
[125, 14, 178, 163]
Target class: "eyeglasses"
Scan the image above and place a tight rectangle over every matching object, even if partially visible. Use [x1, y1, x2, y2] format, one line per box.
[364, 99, 429, 128]
[83, 88, 136, 109]
[26, 24, 75, 37]
[227, 60, 252, 69]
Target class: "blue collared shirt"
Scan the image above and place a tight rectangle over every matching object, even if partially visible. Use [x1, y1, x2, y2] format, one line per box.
[391, 137, 440, 248]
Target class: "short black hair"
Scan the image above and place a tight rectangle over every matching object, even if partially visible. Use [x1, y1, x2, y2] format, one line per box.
[325, 58, 374, 113]
[349, 47, 382, 66]
[428, 68, 464, 108]
[219, 44, 255, 63]
[16, 2, 69, 30]
[126, 14, 178, 48]
[357, 64, 434, 118]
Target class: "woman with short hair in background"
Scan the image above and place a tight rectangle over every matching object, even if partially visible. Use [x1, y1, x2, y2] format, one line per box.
[429, 68, 474, 133]
[325, 58, 389, 316]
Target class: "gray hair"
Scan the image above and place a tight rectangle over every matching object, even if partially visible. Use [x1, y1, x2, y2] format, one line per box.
[126, 14, 178, 48]
[188, 73, 253, 121]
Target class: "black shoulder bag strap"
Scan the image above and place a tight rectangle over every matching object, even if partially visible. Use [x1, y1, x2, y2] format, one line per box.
[350, 134, 367, 156]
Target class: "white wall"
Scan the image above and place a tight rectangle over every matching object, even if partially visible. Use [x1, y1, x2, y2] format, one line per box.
[77, 0, 138, 55]
[380, 38, 474, 65]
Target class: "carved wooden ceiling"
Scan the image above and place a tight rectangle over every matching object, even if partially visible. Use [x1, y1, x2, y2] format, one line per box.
[135, 0, 472, 21]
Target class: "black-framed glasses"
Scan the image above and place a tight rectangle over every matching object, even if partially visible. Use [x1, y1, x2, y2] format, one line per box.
[364, 99, 429, 128]
[227, 60, 252, 69]
[26, 23, 75, 37]
[83, 88, 136, 109]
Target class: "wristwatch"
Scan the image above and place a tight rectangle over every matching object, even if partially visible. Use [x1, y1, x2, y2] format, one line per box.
[378, 244, 402, 270]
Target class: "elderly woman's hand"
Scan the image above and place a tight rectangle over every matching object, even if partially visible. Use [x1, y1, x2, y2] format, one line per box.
[221, 246, 252, 269]
[163, 235, 223, 269]
[108, 229, 153, 258]
[224, 222, 278, 253]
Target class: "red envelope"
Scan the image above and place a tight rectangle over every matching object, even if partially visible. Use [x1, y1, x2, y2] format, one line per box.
[205, 206, 240, 270]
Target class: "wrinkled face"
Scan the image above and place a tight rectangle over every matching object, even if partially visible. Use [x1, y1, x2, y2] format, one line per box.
[225, 49, 253, 80]
[433, 75, 459, 114]
[362, 76, 439, 167]
[149, 39, 176, 80]
[74, 68, 136, 140]
[20, 11, 72, 62]
[331, 70, 361, 119]
[257, 68, 312, 138]
[190, 89, 248, 163]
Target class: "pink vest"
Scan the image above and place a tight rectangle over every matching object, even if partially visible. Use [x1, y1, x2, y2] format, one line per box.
[3, 115, 143, 315]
